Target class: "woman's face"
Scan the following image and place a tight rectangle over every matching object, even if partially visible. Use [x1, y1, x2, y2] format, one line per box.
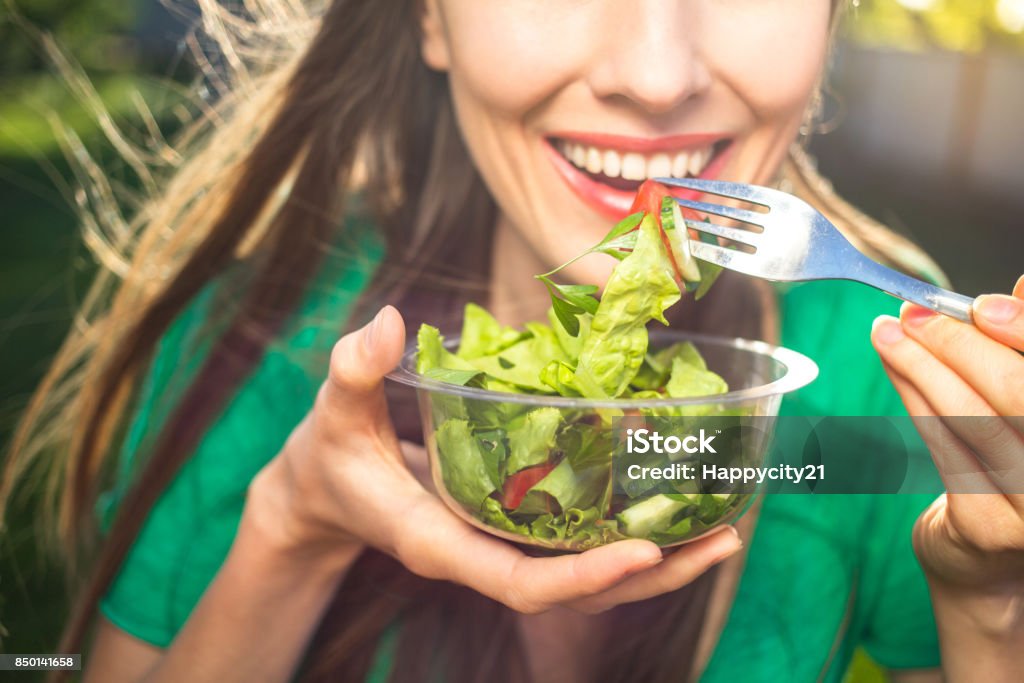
[421, 0, 833, 284]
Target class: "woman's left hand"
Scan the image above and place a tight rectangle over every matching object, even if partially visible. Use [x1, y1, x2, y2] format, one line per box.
[871, 275, 1024, 621]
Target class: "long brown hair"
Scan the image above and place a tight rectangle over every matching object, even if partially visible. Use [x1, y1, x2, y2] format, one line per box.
[3, 1, 945, 681]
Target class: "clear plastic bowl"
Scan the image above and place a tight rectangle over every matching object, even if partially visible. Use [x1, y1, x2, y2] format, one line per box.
[388, 330, 817, 552]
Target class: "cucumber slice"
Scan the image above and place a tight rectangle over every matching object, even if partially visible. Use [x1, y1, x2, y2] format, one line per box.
[669, 201, 702, 283]
[616, 494, 688, 538]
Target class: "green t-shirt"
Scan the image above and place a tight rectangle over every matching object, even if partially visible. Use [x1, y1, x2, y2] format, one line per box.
[99, 225, 943, 681]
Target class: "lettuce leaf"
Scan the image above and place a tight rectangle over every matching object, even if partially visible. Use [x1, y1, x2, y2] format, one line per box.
[647, 516, 694, 546]
[474, 428, 507, 488]
[461, 322, 568, 393]
[549, 307, 591, 360]
[539, 360, 581, 397]
[516, 457, 606, 515]
[572, 212, 681, 397]
[529, 513, 568, 541]
[506, 407, 561, 474]
[693, 230, 725, 300]
[435, 419, 495, 510]
[424, 367, 483, 386]
[417, 325, 476, 375]
[481, 497, 529, 535]
[632, 341, 707, 390]
[457, 303, 526, 359]
[663, 356, 730, 417]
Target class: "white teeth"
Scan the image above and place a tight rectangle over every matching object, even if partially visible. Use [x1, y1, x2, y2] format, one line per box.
[603, 150, 622, 178]
[559, 140, 717, 181]
[571, 144, 586, 167]
[688, 148, 707, 176]
[672, 152, 690, 178]
[647, 153, 671, 179]
[621, 153, 646, 181]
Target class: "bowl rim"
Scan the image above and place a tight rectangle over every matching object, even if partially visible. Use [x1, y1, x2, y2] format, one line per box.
[386, 329, 818, 409]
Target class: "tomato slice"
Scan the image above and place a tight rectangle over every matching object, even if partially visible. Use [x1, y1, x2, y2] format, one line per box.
[628, 179, 688, 283]
[629, 179, 674, 215]
[500, 463, 556, 509]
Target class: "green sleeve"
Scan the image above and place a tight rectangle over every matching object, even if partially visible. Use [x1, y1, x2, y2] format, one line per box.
[776, 281, 942, 671]
[857, 494, 941, 670]
[99, 228, 382, 646]
[776, 280, 906, 417]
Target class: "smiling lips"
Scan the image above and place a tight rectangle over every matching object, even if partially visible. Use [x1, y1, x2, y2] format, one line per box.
[546, 132, 732, 219]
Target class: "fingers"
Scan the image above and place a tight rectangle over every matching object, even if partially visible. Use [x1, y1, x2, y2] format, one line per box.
[326, 305, 406, 397]
[973, 287, 1024, 353]
[878, 352, 1024, 562]
[395, 493, 669, 613]
[872, 315, 1024, 494]
[501, 540, 664, 612]
[878, 357, 1002, 497]
[566, 526, 742, 614]
[318, 306, 406, 438]
[894, 303, 1024, 423]
[872, 314, 994, 417]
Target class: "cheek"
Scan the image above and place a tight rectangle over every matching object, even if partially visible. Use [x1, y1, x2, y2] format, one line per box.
[704, 3, 832, 121]
[439, 2, 586, 120]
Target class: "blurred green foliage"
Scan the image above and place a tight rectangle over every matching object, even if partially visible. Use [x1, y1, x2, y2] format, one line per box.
[0, 73, 183, 157]
[846, 0, 1024, 52]
[0, 0, 183, 667]
[1, 0, 140, 75]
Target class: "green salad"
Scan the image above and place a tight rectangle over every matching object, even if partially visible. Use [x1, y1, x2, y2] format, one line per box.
[415, 180, 750, 549]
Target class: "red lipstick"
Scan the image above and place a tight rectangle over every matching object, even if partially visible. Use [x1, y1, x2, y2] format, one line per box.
[545, 133, 734, 220]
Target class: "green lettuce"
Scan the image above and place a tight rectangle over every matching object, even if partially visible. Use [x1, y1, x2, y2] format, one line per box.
[515, 458, 606, 515]
[506, 407, 561, 474]
[481, 497, 529, 535]
[463, 322, 567, 393]
[632, 341, 706, 390]
[416, 182, 744, 549]
[456, 303, 525, 359]
[435, 419, 494, 510]
[417, 325, 476, 375]
[571, 212, 681, 398]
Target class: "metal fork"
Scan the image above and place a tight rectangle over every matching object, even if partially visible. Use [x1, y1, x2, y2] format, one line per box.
[656, 176, 976, 323]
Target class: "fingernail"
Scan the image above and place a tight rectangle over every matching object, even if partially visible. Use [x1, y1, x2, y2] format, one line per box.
[622, 550, 663, 578]
[644, 552, 665, 568]
[710, 526, 742, 563]
[363, 307, 386, 351]
[976, 295, 1020, 325]
[900, 301, 935, 328]
[872, 315, 905, 345]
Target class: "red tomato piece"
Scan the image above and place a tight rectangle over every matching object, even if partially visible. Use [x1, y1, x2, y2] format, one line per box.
[500, 463, 556, 509]
[630, 179, 686, 283]
[629, 178, 674, 215]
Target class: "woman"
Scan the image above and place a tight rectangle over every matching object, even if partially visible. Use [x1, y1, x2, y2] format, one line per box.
[5, 0, 1022, 681]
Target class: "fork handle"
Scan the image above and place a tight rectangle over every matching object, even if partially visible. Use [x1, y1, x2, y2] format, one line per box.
[858, 258, 975, 324]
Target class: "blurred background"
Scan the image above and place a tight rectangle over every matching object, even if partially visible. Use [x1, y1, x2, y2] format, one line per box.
[1, 1, 1022, 680]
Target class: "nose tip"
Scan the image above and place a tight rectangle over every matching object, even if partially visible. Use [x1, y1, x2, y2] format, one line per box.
[611, 58, 711, 115]
[587, 7, 711, 116]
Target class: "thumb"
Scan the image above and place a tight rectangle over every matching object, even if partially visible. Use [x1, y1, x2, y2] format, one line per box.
[320, 305, 407, 433]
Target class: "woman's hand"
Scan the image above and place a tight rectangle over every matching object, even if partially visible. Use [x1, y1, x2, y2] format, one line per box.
[871, 275, 1024, 677]
[247, 305, 742, 615]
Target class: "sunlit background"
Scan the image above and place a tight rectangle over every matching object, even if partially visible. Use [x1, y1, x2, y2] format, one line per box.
[1, 1, 1022, 680]
[817, 0, 1024, 303]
